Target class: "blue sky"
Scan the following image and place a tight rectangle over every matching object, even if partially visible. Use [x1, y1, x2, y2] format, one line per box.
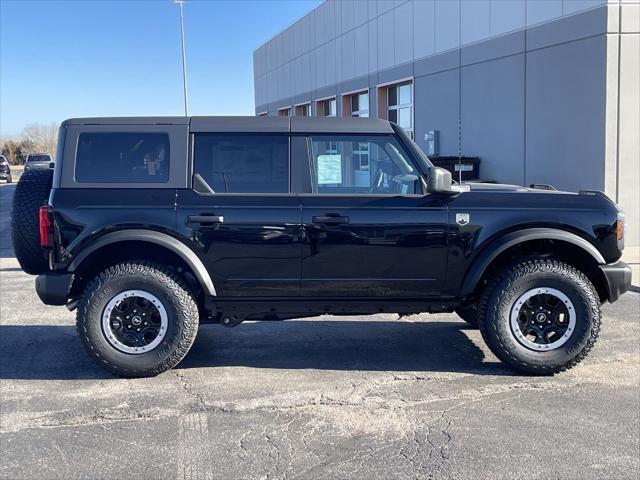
[0, 0, 321, 135]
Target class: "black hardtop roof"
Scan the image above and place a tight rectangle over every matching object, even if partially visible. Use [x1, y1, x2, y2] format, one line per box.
[61, 116, 394, 134]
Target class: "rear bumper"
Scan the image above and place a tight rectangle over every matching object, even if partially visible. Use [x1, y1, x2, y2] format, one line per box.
[35, 272, 73, 305]
[600, 261, 632, 303]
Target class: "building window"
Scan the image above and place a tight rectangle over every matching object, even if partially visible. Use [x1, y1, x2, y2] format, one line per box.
[317, 97, 336, 117]
[295, 103, 311, 116]
[193, 134, 289, 193]
[379, 81, 413, 138]
[349, 91, 369, 118]
[278, 107, 291, 117]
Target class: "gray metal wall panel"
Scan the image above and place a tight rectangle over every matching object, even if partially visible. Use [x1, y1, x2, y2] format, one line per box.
[414, 69, 460, 156]
[490, 0, 525, 36]
[395, 1, 414, 65]
[525, 35, 607, 192]
[367, 0, 378, 21]
[341, 75, 369, 95]
[378, 0, 395, 16]
[526, 5, 607, 51]
[378, 62, 413, 85]
[461, 30, 525, 66]
[414, 49, 459, 77]
[354, 23, 369, 78]
[461, 54, 526, 185]
[368, 19, 379, 73]
[413, 0, 436, 60]
[377, 9, 395, 70]
[527, 0, 563, 26]
[354, 0, 369, 28]
[461, 0, 491, 45]
[435, 0, 461, 53]
[563, 0, 603, 15]
[341, 0, 355, 33]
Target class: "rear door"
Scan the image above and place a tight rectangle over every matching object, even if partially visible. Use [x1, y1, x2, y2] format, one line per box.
[176, 129, 302, 297]
[298, 133, 449, 298]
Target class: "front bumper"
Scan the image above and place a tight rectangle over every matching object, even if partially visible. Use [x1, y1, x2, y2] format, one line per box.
[35, 272, 73, 306]
[600, 261, 632, 303]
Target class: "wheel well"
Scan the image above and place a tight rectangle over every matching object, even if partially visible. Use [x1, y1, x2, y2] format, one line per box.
[69, 241, 204, 304]
[470, 239, 608, 302]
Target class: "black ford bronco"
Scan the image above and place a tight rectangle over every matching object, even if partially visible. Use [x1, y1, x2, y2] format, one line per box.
[11, 116, 631, 378]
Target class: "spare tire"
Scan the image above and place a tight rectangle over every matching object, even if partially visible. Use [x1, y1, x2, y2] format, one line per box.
[11, 169, 54, 275]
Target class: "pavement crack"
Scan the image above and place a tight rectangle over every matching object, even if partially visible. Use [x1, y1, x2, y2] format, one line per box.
[172, 370, 207, 408]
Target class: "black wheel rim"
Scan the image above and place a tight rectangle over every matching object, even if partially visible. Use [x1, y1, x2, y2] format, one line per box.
[510, 287, 576, 351]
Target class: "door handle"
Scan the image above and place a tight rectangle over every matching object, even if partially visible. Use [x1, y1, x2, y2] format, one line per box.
[187, 214, 224, 224]
[312, 214, 349, 225]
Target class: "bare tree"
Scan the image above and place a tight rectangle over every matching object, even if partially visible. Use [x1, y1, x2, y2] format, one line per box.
[21, 123, 58, 156]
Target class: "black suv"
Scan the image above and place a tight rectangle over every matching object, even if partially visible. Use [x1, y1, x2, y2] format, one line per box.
[11, 116, 631, 378]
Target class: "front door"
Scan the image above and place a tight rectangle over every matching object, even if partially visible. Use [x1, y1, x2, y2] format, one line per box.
[300, 134, 449, 298]
[176, 133, 302, 297]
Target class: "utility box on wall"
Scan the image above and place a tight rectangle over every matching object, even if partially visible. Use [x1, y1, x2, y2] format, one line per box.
[425, 130, 439, 156]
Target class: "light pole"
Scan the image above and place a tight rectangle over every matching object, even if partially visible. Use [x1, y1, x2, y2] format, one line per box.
[175, 0, 189, 116]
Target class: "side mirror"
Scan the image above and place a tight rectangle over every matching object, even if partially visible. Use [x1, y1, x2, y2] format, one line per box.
[424, 167, 469, 195]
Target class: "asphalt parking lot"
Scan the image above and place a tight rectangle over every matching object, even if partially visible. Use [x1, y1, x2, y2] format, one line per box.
[1, 181, 639, 480]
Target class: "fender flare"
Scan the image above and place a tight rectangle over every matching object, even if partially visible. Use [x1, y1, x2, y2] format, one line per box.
[459, 227, 605, 297]
[67, 229, 217, 296]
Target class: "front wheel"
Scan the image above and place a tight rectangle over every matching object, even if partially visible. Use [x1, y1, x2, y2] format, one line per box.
[77, 262, 199, 377]
[478, 259, 601, 375]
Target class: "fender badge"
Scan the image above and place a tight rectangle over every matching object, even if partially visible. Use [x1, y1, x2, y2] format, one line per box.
[456, 213, 470, 226]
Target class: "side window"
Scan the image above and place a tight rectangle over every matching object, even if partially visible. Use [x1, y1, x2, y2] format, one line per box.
[75, 132, 170, 183]
[308, 135, 421, 195]
[193, 134, 289, 193]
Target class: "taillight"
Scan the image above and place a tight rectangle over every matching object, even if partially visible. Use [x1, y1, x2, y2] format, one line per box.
[39, 205, 54, 248]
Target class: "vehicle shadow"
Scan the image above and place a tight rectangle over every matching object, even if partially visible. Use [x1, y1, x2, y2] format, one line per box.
[0, 319, 510, 380]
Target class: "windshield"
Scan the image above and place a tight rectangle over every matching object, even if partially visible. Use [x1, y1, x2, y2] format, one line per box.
[27, 155, 51, 163]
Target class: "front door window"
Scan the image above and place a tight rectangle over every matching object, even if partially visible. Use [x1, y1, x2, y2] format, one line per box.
[308, 135, 421, 195]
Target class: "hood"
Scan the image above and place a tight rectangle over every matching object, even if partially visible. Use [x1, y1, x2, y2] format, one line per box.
[463, 182, 579, 195]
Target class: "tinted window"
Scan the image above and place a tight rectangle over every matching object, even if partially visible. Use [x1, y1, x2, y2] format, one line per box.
[309, 135, 421, 195]
[28, 154, 52, 163]
[75, 132, 169, 183]
[194, 134, 289, 193]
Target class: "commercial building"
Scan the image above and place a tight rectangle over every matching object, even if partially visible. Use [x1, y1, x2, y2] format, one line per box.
[253, 0, 639, 248]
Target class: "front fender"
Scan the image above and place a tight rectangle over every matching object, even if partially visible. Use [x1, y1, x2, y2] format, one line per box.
[459, 228, 605, 298]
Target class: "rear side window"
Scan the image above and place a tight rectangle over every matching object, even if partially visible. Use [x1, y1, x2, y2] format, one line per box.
[193, 134, 289, 193]
[75, 132, 170, 183]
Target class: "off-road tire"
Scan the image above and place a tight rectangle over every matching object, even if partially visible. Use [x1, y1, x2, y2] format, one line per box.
[478, 259, 600, 375]
[10, 168, 53, 274]
[77, 262, 199, 378]
[455, 303, 479, 327]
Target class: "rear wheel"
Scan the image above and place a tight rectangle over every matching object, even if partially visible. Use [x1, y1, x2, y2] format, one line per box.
[77, 262, 199, 377]
[11, 169, 53, 274]
[478, 259, 600, 375]
[6, 174, 12, 183]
